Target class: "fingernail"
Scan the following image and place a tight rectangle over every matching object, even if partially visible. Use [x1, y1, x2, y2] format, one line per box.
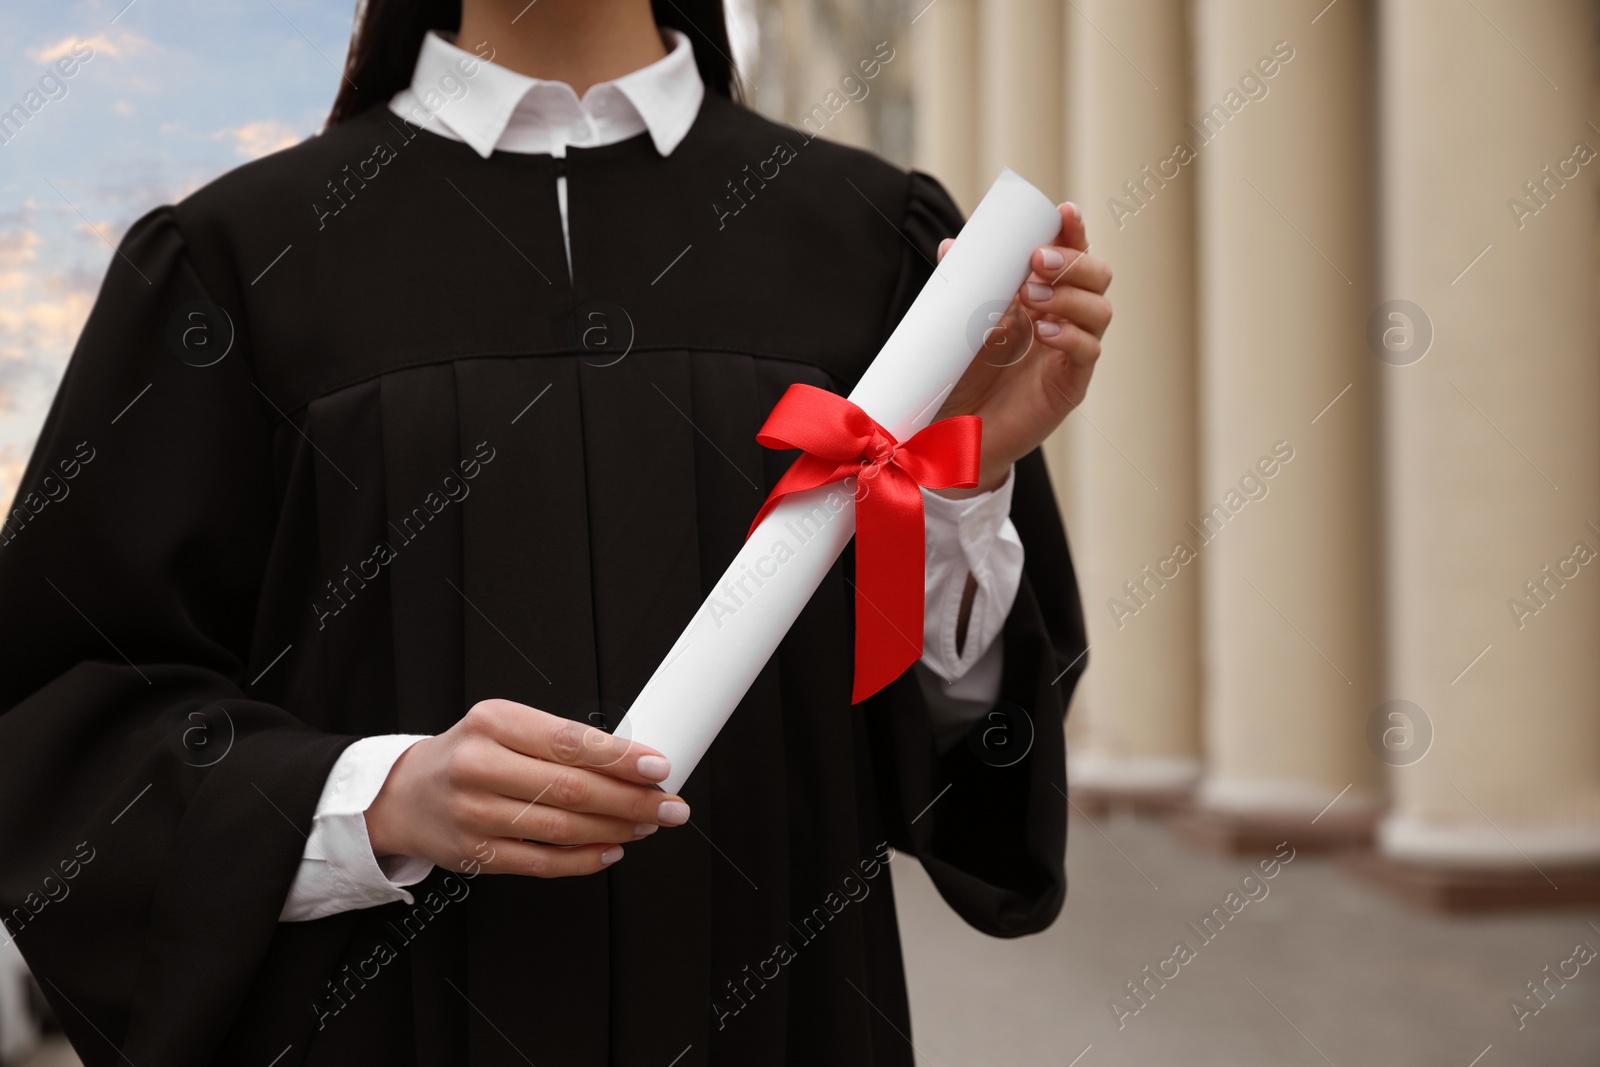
[1027, 283, 1052, 303]
[1040, 248, 1064, 270]
[633, 822, 659, 837]
[1038, 320, 1062, 338]
[601, 845, 624, 865]
[657, 800, 691, 826]
[637, 755, 671, 781]
[1065, 201, 1079, 219]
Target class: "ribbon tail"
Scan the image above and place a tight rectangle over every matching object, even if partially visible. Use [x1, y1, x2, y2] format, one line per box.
[850, 466, 927, 703]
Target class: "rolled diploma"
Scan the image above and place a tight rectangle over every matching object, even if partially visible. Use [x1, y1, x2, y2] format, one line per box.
[616, 168, 1061, 793]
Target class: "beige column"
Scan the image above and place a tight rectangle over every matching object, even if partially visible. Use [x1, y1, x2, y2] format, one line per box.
[1375, 0, 1600, 873]
[976, 0, 1063, 202]
[1059, 0, 1201, 807]
[912, 0, 981, 212]
[1189, 0, 1381, 838]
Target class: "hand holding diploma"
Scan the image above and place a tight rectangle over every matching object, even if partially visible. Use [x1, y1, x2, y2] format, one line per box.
[935, 200, 1115, 497]
[365, 700, 691, 876]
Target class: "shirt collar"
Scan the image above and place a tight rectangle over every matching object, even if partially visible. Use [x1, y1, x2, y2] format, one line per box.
[397, 28, 703, 159]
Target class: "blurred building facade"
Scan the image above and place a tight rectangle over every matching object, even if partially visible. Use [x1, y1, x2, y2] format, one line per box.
[744, 0, 1600, 907]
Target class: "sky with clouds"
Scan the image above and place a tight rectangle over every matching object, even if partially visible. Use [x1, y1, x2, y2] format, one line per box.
[0, 0, 358, 512]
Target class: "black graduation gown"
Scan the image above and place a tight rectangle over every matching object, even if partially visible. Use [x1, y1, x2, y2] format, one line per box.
[0, 93, 1087, 1067]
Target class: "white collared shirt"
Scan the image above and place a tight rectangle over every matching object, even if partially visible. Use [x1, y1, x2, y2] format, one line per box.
[279, 29, 1025, 922]
[390, 29, 702, 159]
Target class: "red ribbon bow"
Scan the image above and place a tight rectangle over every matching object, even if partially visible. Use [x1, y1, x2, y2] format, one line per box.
[747, 384, 982, 703]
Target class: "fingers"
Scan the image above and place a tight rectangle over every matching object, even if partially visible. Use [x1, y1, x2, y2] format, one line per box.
[463, 698, 670, 785]
[937, 236, 953, 263]
[1020, 283, 1113, 338]
[459, 738, 692, 827]
[453, 792, 659, 847]
[479, 839, 627, 879]
[1029, 248, 1112, 294]
[1032, 317, 1102, 367]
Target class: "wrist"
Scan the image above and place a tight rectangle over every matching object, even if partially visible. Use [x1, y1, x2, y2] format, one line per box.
[363, 796, 401, 859]
[363, 739, 425, 859]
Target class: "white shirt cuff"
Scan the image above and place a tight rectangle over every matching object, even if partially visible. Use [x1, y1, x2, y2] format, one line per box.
[920, 464, 1025, 686]
[279, 734, 436, 923]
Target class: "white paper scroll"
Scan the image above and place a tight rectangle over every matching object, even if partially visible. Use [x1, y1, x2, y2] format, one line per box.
[615, 169, 1061, 794]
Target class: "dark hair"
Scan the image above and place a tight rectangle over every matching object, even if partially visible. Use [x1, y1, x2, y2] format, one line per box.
[326, 0, 739, 128]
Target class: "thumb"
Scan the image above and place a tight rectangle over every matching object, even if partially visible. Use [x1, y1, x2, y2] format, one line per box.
[1058, 202, 1088, 253]
[937, 237, 954, 263]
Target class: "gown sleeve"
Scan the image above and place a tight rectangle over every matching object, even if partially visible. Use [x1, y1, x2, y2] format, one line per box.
[0, 206, 359, 1065]
[864, 170, 1089, 938]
